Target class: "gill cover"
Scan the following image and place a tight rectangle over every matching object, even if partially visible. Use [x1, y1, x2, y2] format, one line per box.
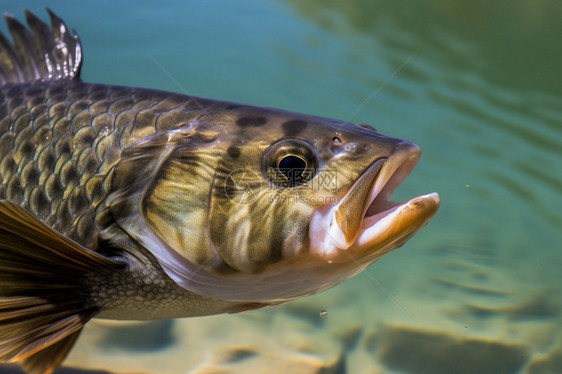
[102, 122, 356, 303]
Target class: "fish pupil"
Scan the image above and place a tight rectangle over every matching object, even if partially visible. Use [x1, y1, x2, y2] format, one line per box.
[278, 155, 306, 186]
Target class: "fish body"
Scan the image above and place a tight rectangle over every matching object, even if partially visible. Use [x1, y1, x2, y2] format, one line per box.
[0, 9, 439, 374]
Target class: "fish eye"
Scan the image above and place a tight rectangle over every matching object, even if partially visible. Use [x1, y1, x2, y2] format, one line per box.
[263, 139, 318, 188]
[278, 155, 307, 181]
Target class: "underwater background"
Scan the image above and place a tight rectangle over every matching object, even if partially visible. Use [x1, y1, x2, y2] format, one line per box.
[1, 0, 561, 373]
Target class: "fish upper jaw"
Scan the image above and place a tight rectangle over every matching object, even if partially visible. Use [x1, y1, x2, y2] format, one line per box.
[309, 141, 440, 262]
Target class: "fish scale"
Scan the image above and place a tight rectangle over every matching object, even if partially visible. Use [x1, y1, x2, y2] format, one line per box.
[0, 79, 200, 245]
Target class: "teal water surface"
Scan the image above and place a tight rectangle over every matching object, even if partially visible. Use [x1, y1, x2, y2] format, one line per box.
[1, 1, 561, 373]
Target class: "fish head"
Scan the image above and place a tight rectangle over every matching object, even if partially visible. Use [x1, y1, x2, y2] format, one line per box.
[119, 105, 439, 305]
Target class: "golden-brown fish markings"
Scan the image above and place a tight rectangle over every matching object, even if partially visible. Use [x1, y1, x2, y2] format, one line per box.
[0, 9, 439, 374]
[282, 119, 308, 136]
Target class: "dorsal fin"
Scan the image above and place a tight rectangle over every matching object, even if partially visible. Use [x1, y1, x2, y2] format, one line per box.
[0, 8, 81, 85]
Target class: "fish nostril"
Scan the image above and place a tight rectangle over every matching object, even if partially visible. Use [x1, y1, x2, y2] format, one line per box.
[331, 135, 343, 145]
[330, 135, 347, 155]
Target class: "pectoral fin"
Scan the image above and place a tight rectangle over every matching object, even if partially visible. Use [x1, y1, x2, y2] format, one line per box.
[0, 200, 121, 374]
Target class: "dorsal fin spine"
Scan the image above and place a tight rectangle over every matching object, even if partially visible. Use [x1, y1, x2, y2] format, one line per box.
[5, 14, 42, 81]
[0, 28, 24, 84]
[0, 8, 82, 85]
[46, 7, 82, 80]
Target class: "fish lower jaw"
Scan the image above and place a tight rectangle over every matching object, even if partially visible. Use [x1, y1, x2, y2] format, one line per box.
[309, 192, 440, 262]
[353, 192, 440, 250]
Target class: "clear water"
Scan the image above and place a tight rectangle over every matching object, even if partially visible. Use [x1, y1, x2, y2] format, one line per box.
[1, 1, 561, 373]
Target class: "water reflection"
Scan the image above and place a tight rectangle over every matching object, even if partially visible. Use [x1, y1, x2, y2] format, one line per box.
[286, 0, 562, 93]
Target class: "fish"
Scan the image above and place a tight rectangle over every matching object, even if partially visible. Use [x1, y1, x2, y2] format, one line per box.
[0, 8, 440, 374]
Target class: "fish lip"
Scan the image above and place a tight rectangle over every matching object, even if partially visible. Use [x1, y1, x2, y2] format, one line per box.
[309, 141, 440, 260]
[332, 157, 387, 245]
[362, 142, 422, 223]
[352, 142, 440, 254]
[353, 192, 440, 253]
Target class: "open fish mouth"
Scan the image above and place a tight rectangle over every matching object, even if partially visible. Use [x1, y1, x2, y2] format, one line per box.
[309, 141, 440, 261]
